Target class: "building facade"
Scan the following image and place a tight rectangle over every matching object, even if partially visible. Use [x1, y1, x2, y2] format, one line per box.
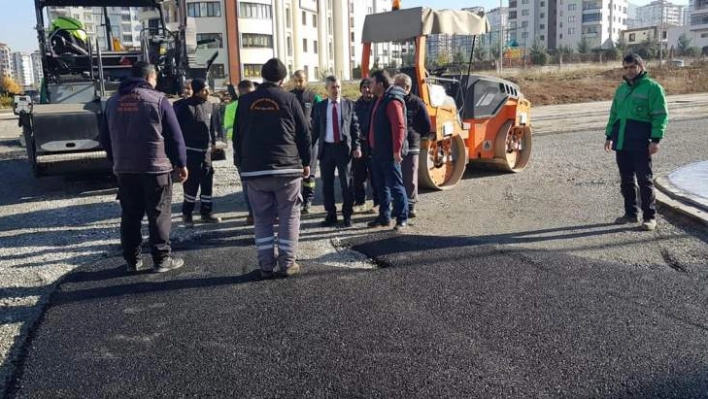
[0, 43, 13, 79]
[634, 0, 686, 28]
[508, 0, 629, 51]
[12, 52, 34, 88]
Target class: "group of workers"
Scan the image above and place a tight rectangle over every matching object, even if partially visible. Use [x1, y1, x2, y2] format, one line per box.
[100, 52, 667, 277]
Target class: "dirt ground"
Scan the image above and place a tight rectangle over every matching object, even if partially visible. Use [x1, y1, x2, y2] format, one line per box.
[508, 62, 708, 106]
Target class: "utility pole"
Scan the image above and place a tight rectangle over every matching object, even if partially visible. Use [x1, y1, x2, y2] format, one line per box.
[499, 0, 504, 75]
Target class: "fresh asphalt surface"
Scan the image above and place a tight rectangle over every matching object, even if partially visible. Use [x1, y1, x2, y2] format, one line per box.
[8, 228, 708, 397]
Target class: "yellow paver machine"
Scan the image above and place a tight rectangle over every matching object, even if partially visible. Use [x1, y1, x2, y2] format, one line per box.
[361, 6, 533, 190]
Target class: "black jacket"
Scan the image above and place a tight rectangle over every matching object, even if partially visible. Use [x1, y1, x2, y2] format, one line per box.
[234, 82, 311, 179]
[354, 96, 375, 142]
[312, 98, 361, 160]
[403, 93, 432, 153]
[174, 96, 217, 153]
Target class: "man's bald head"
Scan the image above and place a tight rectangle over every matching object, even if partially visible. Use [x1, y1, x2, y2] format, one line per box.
[292, 70, 308, 90]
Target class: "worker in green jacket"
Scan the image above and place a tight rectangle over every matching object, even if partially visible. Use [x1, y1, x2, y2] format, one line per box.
[604, 53, 668, 231]
[224, 79, 256, 224]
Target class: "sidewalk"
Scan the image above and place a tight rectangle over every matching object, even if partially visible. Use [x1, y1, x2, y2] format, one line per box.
[656, 160, 708, 226]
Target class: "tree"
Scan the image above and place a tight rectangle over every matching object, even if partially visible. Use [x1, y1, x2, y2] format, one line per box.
[490, 45, 501, 59]
[684, 47, 700, 57]
[0, 76, 21, 95]
[615, 36, 628, 54]
[577, 37, 591, 54]
[452, 51, 466, 64]
[530, 40, 548, 66]
[474, 46, 487, 62]
[435, 49, 451, 66]
[677, 33, 692, 56]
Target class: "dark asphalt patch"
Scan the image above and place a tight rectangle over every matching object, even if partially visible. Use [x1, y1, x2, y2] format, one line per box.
[8, 235, 708, 398]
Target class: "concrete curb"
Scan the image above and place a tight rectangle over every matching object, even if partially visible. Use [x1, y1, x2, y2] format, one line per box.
[655, 175, 708, 227]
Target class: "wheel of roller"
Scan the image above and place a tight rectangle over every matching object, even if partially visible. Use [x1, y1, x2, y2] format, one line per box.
[494, 120, 532, 173]
[418, 135, 467, 191]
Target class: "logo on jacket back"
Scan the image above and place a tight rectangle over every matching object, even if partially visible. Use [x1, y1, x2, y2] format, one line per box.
[251, 98, 280, 112]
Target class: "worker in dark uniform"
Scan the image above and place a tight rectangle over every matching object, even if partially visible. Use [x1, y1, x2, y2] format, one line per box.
[101, 62, 187, 273]
[175, 78, 222, 225]
[290, 70, 322, 213]
[394, 73, 432, 218]
[353, 78, 378, 213]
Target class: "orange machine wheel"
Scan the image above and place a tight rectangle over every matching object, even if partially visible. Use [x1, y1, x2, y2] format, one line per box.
[494, 120, 532, 173]
[418, 135, 467, 190]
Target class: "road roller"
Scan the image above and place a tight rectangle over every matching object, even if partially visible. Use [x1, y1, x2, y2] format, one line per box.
[361, 5, 533, 190]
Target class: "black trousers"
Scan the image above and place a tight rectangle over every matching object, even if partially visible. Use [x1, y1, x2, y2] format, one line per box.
[117, 173, 172, 264]
[616, 149, 656, 220]
[182, 154, 214, 216]
[351, 142, 378, 206]
[302, 141, 318, 204]
[321, 142, 354, 219]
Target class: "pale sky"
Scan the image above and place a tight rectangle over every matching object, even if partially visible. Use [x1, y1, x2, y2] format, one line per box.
[0, 0, 688, 53]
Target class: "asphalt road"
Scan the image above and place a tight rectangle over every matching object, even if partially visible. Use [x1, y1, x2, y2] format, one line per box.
[5, 110, 708, 397]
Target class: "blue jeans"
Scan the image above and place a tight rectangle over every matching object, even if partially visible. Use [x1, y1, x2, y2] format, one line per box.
[371, 158, 408, 224]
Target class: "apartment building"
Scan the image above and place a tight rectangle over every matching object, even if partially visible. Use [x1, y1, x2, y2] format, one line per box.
[12, 52, 34, 88]
[46, 6, 143, 50]
[0, 43, 13, 79]
[667, 0, 708, 50]
[508, 0, 628, 51]
[634, 0, 686, 28]
[31, 51, 43, 86]
[350, 0, 406, 71]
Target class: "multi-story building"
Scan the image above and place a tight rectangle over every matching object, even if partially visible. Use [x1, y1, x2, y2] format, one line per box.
[634, 0, 686, 28]
[31, 51, 44, 86]
[350, 0, 406, 72]
[0, 43, 14, 79]
[482, 7, 510, 52]
[46, 6, 143, 51]
[12, 52, 34, 88]
[508, 0, 628, 51]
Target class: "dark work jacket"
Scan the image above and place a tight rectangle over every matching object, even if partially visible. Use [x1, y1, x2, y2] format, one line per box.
[371, 86, 407, 161]
[290, 88, 318, 130]
[101, 78, 186, 174]
[403, 93, 432, 154]
[175, 96, 217, 164]
[311, 98, 361, 160]
[234, 82, 311, 179]
[354, 96, 375, 144]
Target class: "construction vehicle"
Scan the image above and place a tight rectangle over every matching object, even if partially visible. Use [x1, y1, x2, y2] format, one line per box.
[22, 0, 218, 177]
[361, 6, 533, 190]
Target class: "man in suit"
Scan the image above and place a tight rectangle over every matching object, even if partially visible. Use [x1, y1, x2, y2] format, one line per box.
[312, 75, 362, 228]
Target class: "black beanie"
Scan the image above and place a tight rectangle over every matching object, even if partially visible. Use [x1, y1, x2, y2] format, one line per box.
[191, 78, 207, 93]
[261, 58, 287, 82]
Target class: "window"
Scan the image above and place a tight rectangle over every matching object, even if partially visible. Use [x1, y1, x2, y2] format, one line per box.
[521, 0, 528, 3]
[568, 16, 575, 22]
[196, 33, 223, 48]
[540, 24, 545, 29]
[351, 32, 355, 41]
[540, 13, 545, 18]
[568, 4, 576, 11]
[522, 21, 528, 28]
[122, 34, 133, 42]
[287, 36, 292, 56]
[304, 65, 309, 78]
[312, 14, 317, 27]
[568, 27, 575, 34]
[239, 3, 272, 19]
[286, 8, 291, 28]
[241, 33, 273, 48]
[243, 64, 262, 78]
[522, 32, 528, 38]
[329, 42, 333, 58]
[314, 66, 319, 78]
[522, 9, 529, 16]
[540, 35, 545, 40]
[303, 38, 308, 52]
[314, 40, 318, 54]
[187, 2, 221, 17]
[211, 63, 225, 78]
[302, 11, 306, 25]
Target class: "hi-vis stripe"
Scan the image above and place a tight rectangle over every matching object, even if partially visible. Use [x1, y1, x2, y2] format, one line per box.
[303, 180, 316, 188]
[186, 146, 208, 153]
[279, 238, 295, 251]
[256, 236, 275, 251]
[200, 195, 212, 203]
[183, 193, 196, 203]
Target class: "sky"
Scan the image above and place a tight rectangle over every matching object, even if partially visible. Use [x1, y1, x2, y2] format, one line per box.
[0, 0, 688, 53]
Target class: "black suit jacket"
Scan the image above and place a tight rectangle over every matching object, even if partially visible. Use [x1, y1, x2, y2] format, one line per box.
[312, 98, 361, 160]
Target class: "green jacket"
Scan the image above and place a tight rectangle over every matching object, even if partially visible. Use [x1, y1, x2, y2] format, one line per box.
[605, 72, 668, 151]
[223, 101, 238, 140]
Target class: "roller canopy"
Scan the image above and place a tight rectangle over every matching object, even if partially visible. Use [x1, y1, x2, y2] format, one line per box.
[362, 7, 490, 43]
[38, 0, 160, 7]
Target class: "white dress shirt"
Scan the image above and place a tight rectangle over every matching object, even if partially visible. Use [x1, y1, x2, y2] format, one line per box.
[325, 98, 343, 143]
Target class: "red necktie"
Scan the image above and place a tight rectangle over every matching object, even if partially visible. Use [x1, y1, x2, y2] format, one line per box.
[332, 102, 341, 143]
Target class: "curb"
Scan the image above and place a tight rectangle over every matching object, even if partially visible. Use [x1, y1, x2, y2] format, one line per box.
[655, 175, 708, 227]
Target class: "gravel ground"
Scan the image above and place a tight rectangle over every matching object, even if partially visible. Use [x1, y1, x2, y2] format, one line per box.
[0, 94, 707, 395]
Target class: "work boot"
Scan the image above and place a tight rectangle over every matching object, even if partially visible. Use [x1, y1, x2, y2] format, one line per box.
[182, 214, 194, 227]
[614, 214, 640, 224]
[153, 257, 185, 273]
[301, 201, 312, 214]
[367, 218, 391, 228]
[278, 263, 301, 277]
[201, 213, 222, 223]
[642, 218, 657, 231]
[125, 259, 143, 274]
[408, 205, 417, 218]
[321, 213, 338, 227]
[394, 221, 408, 231]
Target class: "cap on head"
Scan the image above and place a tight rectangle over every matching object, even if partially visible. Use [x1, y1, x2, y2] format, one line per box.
[261, 58, 288, 82]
